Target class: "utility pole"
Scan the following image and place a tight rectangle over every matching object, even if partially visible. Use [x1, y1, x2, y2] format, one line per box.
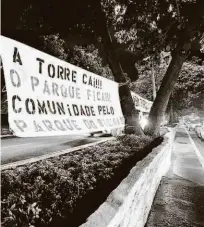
[169, 95, 174, 124]
[151, 60, 156, 101]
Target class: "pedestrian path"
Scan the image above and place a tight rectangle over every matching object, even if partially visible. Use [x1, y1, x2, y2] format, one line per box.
[146, 127, 204, 227]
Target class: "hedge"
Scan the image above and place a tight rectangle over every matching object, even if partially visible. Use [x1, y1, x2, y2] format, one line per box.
[1, 134, 162, 227]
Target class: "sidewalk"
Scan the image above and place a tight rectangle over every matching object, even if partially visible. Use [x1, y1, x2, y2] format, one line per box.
[146, 128, 204, 227]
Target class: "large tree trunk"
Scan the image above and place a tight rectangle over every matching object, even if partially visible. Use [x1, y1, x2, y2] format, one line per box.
[107, 45, 144, 135]
[144, 40, 189, 137]
[119, 84, 144, 134]
[99, 26, 143, 135]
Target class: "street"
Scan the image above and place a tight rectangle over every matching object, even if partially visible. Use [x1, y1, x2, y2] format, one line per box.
[1, 128, 203, 166]
[1, 134, 106, 165]
[190, 131, 204, 159]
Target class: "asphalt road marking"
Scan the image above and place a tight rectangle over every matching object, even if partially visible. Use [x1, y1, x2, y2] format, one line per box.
[185, 127, 204, 169]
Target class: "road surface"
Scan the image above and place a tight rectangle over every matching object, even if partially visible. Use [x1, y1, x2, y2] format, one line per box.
[1, 127, 185, 166]
[1, 134, 107, 165]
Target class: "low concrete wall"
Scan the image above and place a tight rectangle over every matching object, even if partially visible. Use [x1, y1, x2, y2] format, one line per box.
[80, 129, 176, 227]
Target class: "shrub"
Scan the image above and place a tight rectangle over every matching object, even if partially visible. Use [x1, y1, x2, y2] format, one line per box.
[1, 134, 154, 227]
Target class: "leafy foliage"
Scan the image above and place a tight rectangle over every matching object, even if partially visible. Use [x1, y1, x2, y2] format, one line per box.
[131, 54, 204, 116]
[130, 52, 170, 101]
[117, 0, 204, 53]
[1, 135, 152, 227]
[42, 34, 113, 79]
[174, 57, 204, 113]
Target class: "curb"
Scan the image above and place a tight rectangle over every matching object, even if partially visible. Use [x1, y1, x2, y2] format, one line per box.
[1, 137, 115, 170]
[185, 128, 204, 169]
[80, 129, 175, 227]
[1, 134, 15, 139]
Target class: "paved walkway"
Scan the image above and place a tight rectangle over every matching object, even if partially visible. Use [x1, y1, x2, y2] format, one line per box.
[146, 127, 204, 227]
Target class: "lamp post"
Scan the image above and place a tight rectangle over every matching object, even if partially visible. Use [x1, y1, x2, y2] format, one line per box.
[151, 60, 156, 101]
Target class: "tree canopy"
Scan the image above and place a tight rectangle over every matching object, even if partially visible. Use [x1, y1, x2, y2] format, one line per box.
[174, 57, 204, 114]
[1, 0, 204, 136]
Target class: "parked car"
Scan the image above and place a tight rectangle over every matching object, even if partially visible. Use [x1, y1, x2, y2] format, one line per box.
[195, 125, 202, 136]
[187, 119, 202, 131]
[197, 125, 204, 141]
[90, 131, 103, 137]
[184, 121, 191, 131]
[93, 127, 124, 137]
[200, 129, 204, 141]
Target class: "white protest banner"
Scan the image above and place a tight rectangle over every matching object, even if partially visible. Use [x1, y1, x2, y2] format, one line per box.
[131, 91, 153, 113]
[0, 36, 125, 137]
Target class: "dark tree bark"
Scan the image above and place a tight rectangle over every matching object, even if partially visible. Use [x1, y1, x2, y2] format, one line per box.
[98, 23, 143, 135]
[106, 45, 143, 135]
[119, 85, 144, 134]
[144, 45, 188, 136]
